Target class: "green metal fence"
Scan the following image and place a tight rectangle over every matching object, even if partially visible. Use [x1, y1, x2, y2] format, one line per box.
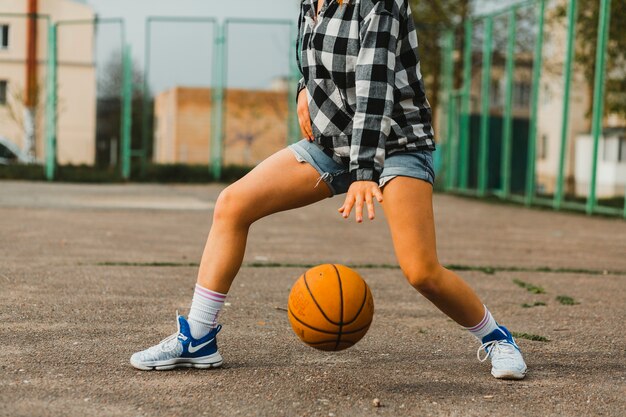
[20, 14, 297, 182]
[439, 0, 624, 218]
[37, 17, 133, 180]
[6, 3, 622, 220]
[140, 17, 300, 181]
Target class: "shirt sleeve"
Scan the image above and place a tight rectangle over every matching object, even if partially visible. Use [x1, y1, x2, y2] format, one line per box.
[296, 77, 306, 104]
[350, 8, 400, 183]
[295, 2, 307, 105]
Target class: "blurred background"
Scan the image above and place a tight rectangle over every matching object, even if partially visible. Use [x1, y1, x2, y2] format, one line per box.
[0, 0, 624, 217]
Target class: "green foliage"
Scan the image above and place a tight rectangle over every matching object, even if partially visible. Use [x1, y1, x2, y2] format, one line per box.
[511, 331, 549, 342]
[521, 301, 546, 308]
[553, 0, 626, 118]
[556, 295, 579, 305]
[0, 164, 46, 181]
[408, 0, 472, 117]
[513, 278, 546, 294]
[0, 163, 252, 184]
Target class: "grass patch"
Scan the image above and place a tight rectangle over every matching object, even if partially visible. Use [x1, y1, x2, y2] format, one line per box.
[511, 331, 549, 342]
[513, 279, 546, 294]
[97, 261, 199, 267]
[0, 163, 253, 183]
[521, 301, 546, 308]
[556, 295, 579, 305]
[445, 264, 496, 275]
[92, 261, 626, 276]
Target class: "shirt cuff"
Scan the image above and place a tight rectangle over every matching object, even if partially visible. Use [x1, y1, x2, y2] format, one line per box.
[351, 168, 381, 183]
[296, 78, 306, 104]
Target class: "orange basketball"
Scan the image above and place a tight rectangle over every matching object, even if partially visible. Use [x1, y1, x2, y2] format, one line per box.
[288, 264, 374, 351]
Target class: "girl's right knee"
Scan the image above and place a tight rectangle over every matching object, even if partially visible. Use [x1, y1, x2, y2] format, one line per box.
[213, 185, 252, 226]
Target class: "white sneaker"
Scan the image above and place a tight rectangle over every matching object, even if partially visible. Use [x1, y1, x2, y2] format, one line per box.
[478, 326, 527, 380]
[130, 313, 223, 371]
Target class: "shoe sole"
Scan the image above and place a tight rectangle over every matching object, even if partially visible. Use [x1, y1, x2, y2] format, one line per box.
[131, 352, 223, 371]
[491, 366, 527, 380]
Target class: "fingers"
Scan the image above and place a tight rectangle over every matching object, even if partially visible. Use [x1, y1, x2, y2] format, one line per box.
[297, 90, 314, 141]
[297, 110, 313, 141]
[373, 186, 384, 203]
[355, 194, 364, 223]
[365, 193, 375, 220]
[341, 195, 355, 219]
[304, 118, 313, 141]
[339, 182, 382, 222]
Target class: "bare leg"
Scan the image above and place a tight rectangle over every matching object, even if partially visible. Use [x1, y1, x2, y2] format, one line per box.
[381, 177, 484, 327]
[196, 148, 331, 293]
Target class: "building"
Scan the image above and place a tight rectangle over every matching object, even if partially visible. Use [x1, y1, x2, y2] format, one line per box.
[448, 0, 625, 197]
[535, 0, 625, 197]
[154, 87, 289, 167]
[0, 0, 96, 165]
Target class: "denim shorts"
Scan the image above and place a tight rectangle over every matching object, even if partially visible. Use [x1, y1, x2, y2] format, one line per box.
[288, 139, 435, 196]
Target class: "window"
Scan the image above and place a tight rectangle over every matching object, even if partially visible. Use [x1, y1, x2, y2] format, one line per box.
[490, 80, 502, 110]
[0, 142, 18, 161]
[0, 80, 7, 105]
[0, 25, 9, 49]
[513, 81, 531, 109]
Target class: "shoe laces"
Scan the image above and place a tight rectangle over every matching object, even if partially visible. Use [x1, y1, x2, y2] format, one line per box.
[157, 333, 181, 353]
[150, 311, 183, 353]
[477, 339, 517, 362]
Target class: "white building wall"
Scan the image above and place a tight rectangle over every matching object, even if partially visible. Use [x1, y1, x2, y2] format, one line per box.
[0, 0, 96, 165]
[575, 134, 626, 198]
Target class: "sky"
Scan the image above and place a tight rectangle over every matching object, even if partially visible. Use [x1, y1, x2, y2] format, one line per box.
[83, 0, 300, 93]
[82, 0, 521, 95]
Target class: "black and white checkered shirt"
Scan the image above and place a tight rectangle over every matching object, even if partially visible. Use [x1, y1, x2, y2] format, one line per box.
[296, 0, 435, 182]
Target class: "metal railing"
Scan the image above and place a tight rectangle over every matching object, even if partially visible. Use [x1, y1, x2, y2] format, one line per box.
[439, 0, 623, 218]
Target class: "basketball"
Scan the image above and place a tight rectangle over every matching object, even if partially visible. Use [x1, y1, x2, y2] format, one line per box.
[288, 264, 374, 351]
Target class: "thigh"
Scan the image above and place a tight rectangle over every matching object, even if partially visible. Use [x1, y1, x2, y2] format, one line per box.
[226, 147, 332, 222]
[381, 176, 439, 269]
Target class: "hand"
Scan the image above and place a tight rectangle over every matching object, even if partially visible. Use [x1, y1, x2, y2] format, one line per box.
[297, 88, 314, 141]
[338, 181, 384, 223]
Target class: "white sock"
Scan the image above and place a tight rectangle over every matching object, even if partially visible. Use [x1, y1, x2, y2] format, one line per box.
[187, 284, 226, 339]
[465, 305, 500, 342]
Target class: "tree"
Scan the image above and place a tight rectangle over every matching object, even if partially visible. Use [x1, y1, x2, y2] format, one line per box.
[96, 50, 150, 167]
[553, 0, 626, 119]
[409, 0, 473, 119]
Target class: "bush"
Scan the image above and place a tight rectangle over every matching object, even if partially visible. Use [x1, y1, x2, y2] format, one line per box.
[0, 163, 252, 184]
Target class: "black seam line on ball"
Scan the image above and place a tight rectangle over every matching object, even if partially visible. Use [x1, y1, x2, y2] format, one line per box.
[288, 307, 370, 335]
[343, 280, 368, 326]
[332, 264, 344, 351]
[303, 270, 341, 326]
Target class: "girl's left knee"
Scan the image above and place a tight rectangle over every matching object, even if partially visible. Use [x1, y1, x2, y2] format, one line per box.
[402, 261, 444, 297]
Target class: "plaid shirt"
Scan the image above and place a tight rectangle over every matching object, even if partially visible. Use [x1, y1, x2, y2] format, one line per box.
[296, 0, 435, 182]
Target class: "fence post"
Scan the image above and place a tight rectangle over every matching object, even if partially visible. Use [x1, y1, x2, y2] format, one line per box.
[587, 0, 612, 215]
[45, 22, 57, 181]
[501, 8, 517, 199]
[441, 29, 455, 190]
[525, 0, 546, 206]
[554, 0, 578, 210]
[478, 16, 494, 196]
[141, 20, 152, 177]
[121, 45, 133, 180]
[459, 19, 473, 190]
[210, 21, 226, 181]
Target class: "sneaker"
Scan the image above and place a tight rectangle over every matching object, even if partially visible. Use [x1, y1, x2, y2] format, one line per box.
[477, 325, 527, 380]
[130, 313, 223, 371]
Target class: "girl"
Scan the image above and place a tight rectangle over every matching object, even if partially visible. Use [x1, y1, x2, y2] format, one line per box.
[131, 0, 527, 380]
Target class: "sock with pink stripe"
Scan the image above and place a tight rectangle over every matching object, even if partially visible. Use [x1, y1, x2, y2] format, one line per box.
[187, 284, 226, 339]
[465, 305, 500, 342]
